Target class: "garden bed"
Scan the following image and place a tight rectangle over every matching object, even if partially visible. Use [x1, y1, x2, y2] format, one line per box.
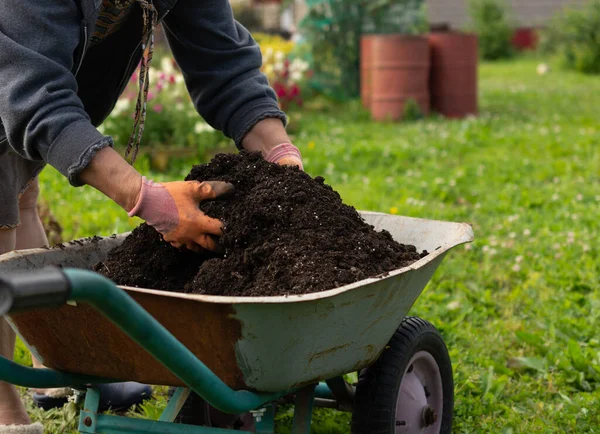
[96, 152, 427, 296]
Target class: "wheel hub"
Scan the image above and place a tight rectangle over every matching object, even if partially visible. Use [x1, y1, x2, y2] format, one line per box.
[395, 351, 443, 433]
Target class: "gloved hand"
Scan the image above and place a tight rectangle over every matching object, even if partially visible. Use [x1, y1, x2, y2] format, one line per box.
[265, 143, 303, 170]
[128, 177, 234, 251]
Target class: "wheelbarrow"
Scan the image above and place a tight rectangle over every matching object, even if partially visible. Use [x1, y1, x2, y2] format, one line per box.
[0, 212, 473, 433]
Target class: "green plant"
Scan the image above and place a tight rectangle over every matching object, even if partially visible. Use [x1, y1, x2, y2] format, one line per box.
[467, 0, 515, 60]
[540, 0, 600, 74]
[99, 56, 228, 162]
[362, 0, 428, 35]
[299, 0, 426, 100]
[230, 3, 263, 32]
[402, 98, 424, 121]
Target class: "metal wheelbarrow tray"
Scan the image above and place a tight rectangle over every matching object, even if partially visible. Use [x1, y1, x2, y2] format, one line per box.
[1, 212, 472, 392]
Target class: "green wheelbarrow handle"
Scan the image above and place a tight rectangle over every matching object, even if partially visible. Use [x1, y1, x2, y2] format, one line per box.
[0, 267, 285, 414]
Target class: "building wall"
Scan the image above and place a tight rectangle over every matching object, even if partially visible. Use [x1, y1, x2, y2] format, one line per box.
[426, 0, 588, 28]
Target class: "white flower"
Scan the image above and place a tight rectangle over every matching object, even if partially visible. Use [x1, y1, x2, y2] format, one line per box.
[148, 68, 159, 82]
[537, 63, 550, 75]
[194, 122, 214, 134]
[290, 71, 303, 82]
[113, 98, 130, 115]
[275, 51, 285, 62]
[523, 229, 531, 236]
[447, 300, 461, 310]
[273, 62, 284, 73]
[512, 264, 521, 272]
[160, 57, 175, 75]
[576, 194, 583, 201]
[264, 64, 274, 76]
[515, 255, 523, 263]
[175, 102, 184, 111]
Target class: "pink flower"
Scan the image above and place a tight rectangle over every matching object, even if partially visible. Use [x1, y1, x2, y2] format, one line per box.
[159, 72, 166, 80]
[147, 91, 155, 100]
[156, 83, 163, 92]
[153, 104, 163, 113]
[274, 83, 286, 99]
[290, 84, 300, 97]
[169, 75, 176, 84]
[131, 72, 138, 82]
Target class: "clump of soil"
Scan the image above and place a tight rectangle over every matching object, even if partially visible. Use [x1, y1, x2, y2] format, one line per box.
[96, 152, 427, 296]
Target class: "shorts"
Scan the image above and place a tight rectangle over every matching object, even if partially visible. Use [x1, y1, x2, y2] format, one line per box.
[0, 141, 46, 229]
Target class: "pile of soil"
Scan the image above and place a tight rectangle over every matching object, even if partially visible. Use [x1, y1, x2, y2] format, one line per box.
[96, 152, 427, 296]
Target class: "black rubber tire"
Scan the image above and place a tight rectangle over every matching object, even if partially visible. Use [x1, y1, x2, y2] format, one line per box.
[351, 317, 453, 434]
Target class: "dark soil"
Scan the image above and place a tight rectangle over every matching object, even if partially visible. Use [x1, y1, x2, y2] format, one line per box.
[96, 152, 427, 296]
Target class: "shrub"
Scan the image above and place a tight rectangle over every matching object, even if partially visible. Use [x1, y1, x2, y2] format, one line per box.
[467, 0, 514, 60]
[299, 0, 426, 100]
[540, 0, 600, 74]
[99, 57, 223, 154]
[255, 34, 312, 109]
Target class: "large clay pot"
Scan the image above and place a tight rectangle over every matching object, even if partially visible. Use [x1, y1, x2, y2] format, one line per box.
[370, 35, 430, 121]
[360, 35, 374, 109]
[428, 32, 478, 119]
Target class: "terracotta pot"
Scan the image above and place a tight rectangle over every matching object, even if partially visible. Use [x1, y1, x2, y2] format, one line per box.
[370, 35, 430, 121]
[428, 32, 478, 119]
[360, 35, 374, 109]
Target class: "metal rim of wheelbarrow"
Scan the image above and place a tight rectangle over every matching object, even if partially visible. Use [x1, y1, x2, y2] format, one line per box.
[395, 350, 443, 433]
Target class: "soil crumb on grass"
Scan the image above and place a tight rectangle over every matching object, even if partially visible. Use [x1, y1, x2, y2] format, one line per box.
[96, 152, 427, 296]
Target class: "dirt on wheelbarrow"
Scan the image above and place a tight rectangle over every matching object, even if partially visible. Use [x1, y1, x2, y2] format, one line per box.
[95, 152, 428, 296]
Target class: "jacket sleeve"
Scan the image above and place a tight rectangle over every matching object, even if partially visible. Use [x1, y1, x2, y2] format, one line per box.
[162, 0, 287, 148]
[0, 1, 113, 186]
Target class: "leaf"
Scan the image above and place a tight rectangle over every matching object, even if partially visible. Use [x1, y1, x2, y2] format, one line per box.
[515, 331, 548, 354]
[482, 366, 494, 398]
[568, 339, 588, 372]
[507, 357, 547, 373]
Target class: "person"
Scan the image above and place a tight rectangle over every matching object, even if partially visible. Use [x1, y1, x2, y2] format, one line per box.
[0, 0, 303, 432]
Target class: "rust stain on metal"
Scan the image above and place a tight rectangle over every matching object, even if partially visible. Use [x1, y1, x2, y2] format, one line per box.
[9, 289, 248, 390]
[308, 343, 351, 364]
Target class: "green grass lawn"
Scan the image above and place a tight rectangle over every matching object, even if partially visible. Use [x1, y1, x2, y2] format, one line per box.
[16, 56, 600, 432]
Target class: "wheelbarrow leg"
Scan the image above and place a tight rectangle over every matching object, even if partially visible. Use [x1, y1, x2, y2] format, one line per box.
[79, 387, 101, 433]
[291, 384, 316, 434]
[254, 403, 275, 433]
[159, 387, 192, 422]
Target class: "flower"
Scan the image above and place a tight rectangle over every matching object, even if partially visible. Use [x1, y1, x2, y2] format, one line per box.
[290, 71, 303, 82]
[153, 104, 163, 113]
[161, 57, 175, 75]
[113, 99, 131, 115]
[275, 50, 285, 62]
[537, 63, 550, 75]
[194, 122, 214, 134]
[307, 141, 315, 150]
[390, 207, 398, 214]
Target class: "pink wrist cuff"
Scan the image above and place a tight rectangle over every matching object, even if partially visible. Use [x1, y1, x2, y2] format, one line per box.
[128, 177, 178, 234]
[265, 143, 303, 168]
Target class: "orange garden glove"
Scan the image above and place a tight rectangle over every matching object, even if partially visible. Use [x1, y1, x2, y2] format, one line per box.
[128, 177, 234, 251]
[265, 143, 303, 170]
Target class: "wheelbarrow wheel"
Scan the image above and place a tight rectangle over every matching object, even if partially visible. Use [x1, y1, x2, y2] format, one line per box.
[351, 317, 453, 434]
